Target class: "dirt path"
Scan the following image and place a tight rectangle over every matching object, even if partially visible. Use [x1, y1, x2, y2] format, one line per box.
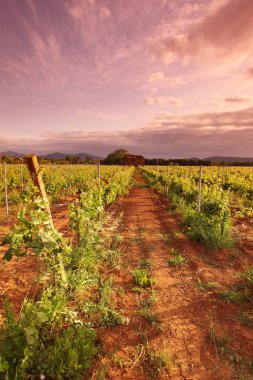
[96, 173, 253, 379]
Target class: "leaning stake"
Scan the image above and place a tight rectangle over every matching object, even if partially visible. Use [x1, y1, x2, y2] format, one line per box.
[197, 165, 202, 213]
[3, 162, 9, 224]
[24, 154, 68, 288]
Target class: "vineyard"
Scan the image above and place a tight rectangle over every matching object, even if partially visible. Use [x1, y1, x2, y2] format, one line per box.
[0, 162, 253, 379]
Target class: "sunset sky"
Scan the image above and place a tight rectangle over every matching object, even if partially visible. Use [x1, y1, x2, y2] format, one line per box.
[0, 0, 253, 158]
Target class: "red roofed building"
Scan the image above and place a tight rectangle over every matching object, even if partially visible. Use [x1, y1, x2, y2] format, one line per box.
[123, 154, 145, 166]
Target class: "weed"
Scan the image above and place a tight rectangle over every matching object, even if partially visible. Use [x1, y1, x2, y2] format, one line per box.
[113, 234, 123, 243]
[98, 278, 128, 327]
[240, 265, 253, 286]
[206, 261, 221, 268]
[99, 309, 128, 327]
[169, 247, 178, 255]
[144, 348, 172, 377]
[106, 248, 122, 269]
[239, 312, 253, 329]
[117, 287, 125, 296]
[197, 278, 218, 291]
[159, 232, 172, 243]
[129, 236, 145, 243]
[112, 354, 126, 368]
[220, 289, 251, 303]
[168, 254, 187, 268]
[132, 269, 155, 288]
[140, 309, 160, 326]
[138, 259, 151, 269]
[0, 299, 97, 380]
[139, 290, 157, 309]
[132, 286, 146, 293]
[138, 331, 148, 344]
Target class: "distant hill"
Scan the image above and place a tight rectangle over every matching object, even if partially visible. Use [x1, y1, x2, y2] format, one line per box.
[0, 151, 24, 157]
[0, 151, 103, 160]
[43, 152, 103, 160]
[204, 156, 253, 163]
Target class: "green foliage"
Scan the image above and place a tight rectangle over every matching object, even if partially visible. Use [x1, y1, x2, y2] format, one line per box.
[0, 296, 97, 379]
[138, 259, 151, 269]
[239, 312, 253, 329]
[132, 269, 155, 288]
[220, 289, 251, 303]
[240, 265, 253, 286]
[197, 278, 218, 291]
[141, 166, 234, 248]
[98, 278, 127, 327]
[103, 149, 129, 165]
[144, 349, 172, 377]
[0, 166, 134, 378]
[168, 254, 187, 268]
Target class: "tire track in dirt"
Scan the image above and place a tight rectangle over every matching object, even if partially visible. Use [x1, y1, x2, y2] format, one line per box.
[95, 173, 253, 379]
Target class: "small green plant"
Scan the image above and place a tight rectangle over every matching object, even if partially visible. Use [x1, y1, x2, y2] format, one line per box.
[129, 236, 145, 243]
[144, 348, 172, 377]
[132, 269, 155, 288]
[112, 354, 126, 368]
[99, 309, 127, 327]
[220, 290, 250, 303]
[139, 290, 157, 309]
[168, 254, 187, 268]
[138, 259, 151, 269]
[140, 309, 160, 326]
[98, 278, 128, 327]
[240, 265, 253, 286]
[169, 247, 177, 255]
[113, 233, 124, 243]
[239, 312, 253, 329]
[159, 232, 172, 243]
[138, 331, 148, 344]
[197, 278, 218, 291]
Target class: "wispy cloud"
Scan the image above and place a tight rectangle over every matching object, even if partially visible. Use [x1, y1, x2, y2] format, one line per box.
[148, 72, 186, 87]
[149, 0, 253, 68]
[245, 66, 253, 79]
[2, 107, 253, 158]
[144, 96, 184, 106]
[224, 97, 252, 104]
[77, 109, 126, 120]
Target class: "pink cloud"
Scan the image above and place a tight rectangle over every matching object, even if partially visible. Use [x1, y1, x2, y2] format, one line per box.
[245, 66, 253, 79]
[99, 6, 111, 19]
[148, 72, 186, 87]
[149, 0, 253, 67]
[3, 107, 253, 158]
[145, 96, 183, 106]
[225, 97, 252, 104]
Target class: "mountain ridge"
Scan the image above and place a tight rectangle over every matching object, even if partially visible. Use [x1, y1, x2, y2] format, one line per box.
[1, 151, 253, 163]
[0, 151, 103, 160]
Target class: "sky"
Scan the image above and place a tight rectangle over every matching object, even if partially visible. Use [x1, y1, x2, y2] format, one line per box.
[0, 0, 253, 158]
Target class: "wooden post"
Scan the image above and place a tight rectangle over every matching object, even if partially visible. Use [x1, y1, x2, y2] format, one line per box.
[25, 154, 53, 226]
[19, 158, 24, 190]
[68, 163, 71, 180]
[197, 165, 202, 213]
[25, 154, 68, 288]
[98, 161, 101, 180]
[3, 162, 9, 224]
